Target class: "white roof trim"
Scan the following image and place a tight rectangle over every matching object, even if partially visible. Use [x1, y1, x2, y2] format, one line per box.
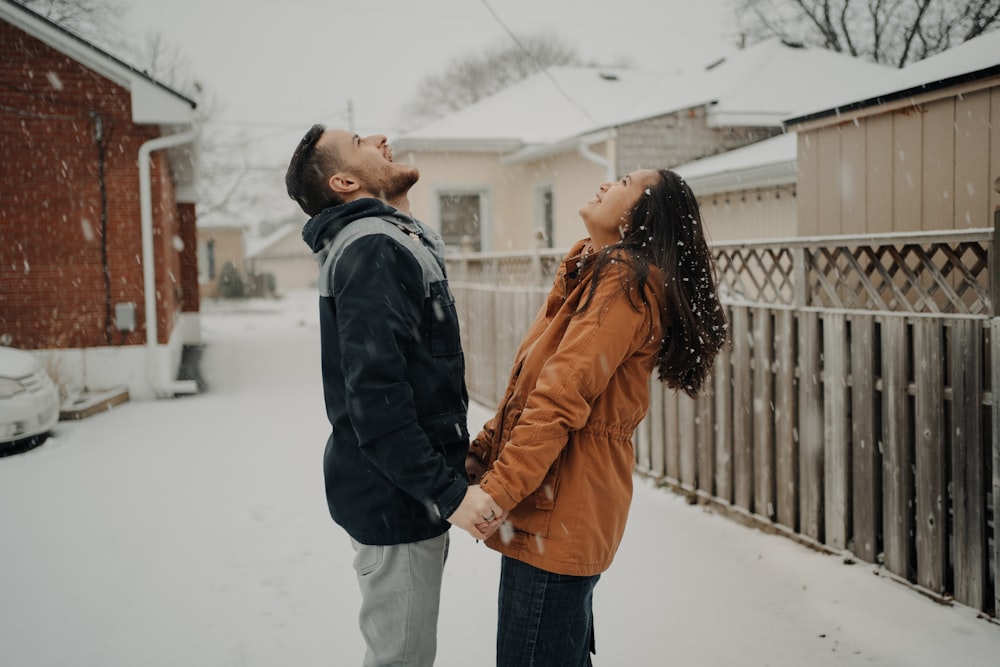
[501, 128, 618, 165]
[392, 137, 523, 153]
[680, 160, 797, 196]
[707, 111, 793, 128]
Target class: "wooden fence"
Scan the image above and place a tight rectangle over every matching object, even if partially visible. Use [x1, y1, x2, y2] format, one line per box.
[447, 224, 1000, 620]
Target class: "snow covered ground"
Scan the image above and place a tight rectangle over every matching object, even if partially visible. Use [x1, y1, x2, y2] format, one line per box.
[2, 290, 998, 666]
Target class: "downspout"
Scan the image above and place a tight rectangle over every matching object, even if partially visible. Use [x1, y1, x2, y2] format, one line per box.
[138, 129, 197, 398]
[578, 133, 616, 182]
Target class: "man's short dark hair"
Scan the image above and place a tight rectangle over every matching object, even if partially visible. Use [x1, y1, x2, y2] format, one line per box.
[285, 124, 344, 216]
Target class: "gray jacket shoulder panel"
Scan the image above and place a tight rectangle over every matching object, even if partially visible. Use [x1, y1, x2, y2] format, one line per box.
[317, 217, 445, 298]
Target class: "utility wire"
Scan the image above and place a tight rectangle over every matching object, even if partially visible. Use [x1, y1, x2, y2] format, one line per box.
[478, 0, 600, 126]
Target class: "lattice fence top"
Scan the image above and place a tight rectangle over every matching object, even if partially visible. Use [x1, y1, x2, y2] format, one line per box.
[447, 229, 995, 315]
[714, 230, 993, 314]
[807, 240, 990, 314]
[716, 246, 797, 306]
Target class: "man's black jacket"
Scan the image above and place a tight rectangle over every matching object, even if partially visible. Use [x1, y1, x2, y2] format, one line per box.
[302, 198, 469, 545]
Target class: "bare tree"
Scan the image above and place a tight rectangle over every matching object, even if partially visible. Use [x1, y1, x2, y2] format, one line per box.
[400, 33, 582, 129]
[732, 0, 1000, 67]
[14, 0, 130, 54]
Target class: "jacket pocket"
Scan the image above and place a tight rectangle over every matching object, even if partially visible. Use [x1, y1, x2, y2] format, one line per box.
[533, 451, 565, 512]
[428, 280, 462, 357]
[351, 541, 383, 577]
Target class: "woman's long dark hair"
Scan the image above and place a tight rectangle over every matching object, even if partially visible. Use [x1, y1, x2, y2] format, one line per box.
[578, 169, 728, 397]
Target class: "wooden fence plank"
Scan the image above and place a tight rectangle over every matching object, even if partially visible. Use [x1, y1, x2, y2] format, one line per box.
[679, 394, 697, 490]
[665, 390, 680, 483]
[732, 307, 753, 510]
[798, 310, 824, 541]
[774, 309, 797, 530]
[753, 307, 775, 518]
[649, 377, 666, 477]
[850, 314, 880, 563]
[824, 313, 850, 549]
[992, 318, 1000, 617]
[635, 403, 652, 474]
[914, 319, 946, 594]
[469, 286, 498, 405]
[882, 316, 914, 580]
[714, 337, 734, 504]
[698, 389, 715, 496]
[950, 319, 986, 610]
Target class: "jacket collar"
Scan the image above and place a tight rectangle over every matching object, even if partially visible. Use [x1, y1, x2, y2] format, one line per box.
[301, 197, 417, 253]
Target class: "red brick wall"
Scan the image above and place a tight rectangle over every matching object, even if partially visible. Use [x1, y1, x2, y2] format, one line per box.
[0, 21, 190, 349]
[177, 203, 200, 313]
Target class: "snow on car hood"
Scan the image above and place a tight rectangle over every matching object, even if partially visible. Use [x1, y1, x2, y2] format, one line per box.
[0, 346, 41, 379]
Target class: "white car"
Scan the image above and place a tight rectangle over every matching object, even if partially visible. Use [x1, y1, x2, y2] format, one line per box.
[0, 346, 60, 446]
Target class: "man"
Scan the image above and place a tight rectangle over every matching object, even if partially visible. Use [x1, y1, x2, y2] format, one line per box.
[285, 125, 502, 666]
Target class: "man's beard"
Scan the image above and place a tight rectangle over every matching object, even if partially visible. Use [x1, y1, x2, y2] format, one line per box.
[370, 163, 419, 202]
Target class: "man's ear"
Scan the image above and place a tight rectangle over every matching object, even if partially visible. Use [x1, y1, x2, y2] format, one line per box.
[329, 172, 361, 196]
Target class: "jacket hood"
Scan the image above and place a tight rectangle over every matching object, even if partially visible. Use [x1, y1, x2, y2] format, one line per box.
[301, 198, 401, 254]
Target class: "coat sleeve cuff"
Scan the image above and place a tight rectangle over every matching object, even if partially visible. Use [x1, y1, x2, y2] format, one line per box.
[480, 474, 517, 512]
[434, 477, 468, 521]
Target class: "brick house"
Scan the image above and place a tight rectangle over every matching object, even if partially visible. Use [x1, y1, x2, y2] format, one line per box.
[394, 39, 890, 252]
[0, 0, 201, 399]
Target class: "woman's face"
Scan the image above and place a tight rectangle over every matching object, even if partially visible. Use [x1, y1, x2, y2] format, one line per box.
[578, 169, 659, 249]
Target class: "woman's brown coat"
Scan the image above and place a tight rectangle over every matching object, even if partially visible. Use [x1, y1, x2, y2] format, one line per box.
[471, 239, 666, 576]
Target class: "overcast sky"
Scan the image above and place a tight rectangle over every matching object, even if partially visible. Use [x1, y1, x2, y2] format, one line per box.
[122, 0, 739, 167]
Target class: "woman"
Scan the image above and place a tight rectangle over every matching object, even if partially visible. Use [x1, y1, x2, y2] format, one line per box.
[466, 169, 728, 666]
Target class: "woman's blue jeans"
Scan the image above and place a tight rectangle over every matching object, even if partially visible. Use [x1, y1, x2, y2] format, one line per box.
[497, 556, 600, 666]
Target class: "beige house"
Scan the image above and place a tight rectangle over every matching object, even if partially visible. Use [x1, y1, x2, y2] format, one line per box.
[246, 223, 318, 293]
[672, 132, 798, 241]
[785, 30, 1000, 236]
[197, 225, 247, 299]
[395, 39, 890, 252]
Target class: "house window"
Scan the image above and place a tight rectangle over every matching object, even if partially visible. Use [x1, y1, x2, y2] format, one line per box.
[198, 239, 216, 282]
[537, 186, 554, 248]
[438, 192, 482, 251]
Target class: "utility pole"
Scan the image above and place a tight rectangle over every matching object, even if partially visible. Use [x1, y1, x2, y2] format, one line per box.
[347, 99, 354, 132]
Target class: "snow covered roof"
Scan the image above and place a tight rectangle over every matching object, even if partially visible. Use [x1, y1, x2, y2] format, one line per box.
[397, 67, 687, 150]
[0, 0, 196, 124]
[395, 39, 891, 154]
[672, 132, 798, 196]
[246, 223, 300, 259]
[786, 29, 1000, 125]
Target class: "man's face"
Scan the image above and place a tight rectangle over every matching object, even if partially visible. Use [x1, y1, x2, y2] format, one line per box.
[318, 129, 419, 202]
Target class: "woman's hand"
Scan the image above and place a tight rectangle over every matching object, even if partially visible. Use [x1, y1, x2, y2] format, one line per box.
[465, 453, 488, 484]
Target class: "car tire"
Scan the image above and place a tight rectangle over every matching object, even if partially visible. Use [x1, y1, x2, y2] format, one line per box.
[0, 433, 49, 458]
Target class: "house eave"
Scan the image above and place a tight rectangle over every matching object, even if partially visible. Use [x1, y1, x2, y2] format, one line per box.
[678, 160, 797, 197]
[707, 111, 788, 128]
[785, 65, 1000, 130]
[501, 128, 618, 165]
[392, 137, 523, 154]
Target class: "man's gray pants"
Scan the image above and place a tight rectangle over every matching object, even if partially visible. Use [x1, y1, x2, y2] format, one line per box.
[350, 532, 450, 666]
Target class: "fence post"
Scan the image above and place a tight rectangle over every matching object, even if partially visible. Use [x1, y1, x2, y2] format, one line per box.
[794, 246, 810, 308]
[993, 204, 1000, 614]
[992, 315, 1000, 616]
[531, 230, 544, 287]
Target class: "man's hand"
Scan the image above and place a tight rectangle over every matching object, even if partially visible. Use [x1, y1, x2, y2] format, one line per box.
[448, 485, 505, 540]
